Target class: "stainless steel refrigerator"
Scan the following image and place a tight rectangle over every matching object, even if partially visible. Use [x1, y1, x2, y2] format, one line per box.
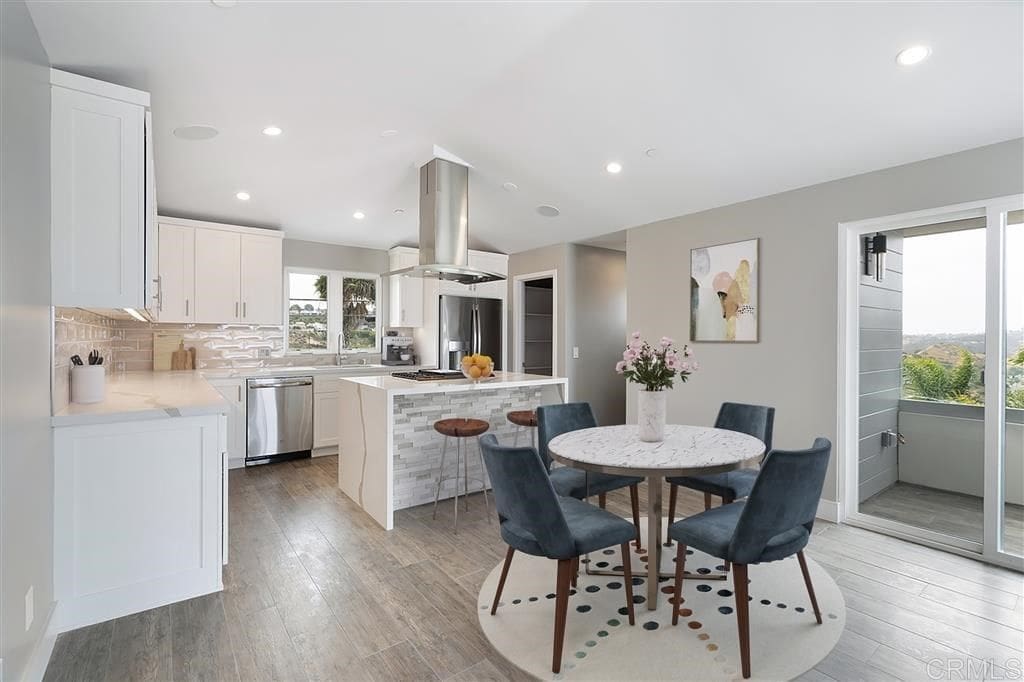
[438, 295, 503, 371]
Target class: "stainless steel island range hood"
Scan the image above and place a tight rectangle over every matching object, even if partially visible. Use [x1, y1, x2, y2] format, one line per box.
[386, 158, 504, 284]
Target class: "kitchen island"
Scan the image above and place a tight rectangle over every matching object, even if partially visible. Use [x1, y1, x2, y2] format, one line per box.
[337, 372, 567, 529]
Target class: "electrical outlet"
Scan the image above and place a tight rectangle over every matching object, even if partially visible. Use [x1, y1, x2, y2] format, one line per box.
[572, 346, 580, 359]
[25, 585, 33, 631]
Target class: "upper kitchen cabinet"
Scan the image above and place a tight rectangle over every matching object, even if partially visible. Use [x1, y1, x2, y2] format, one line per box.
[155, 223, 195, 323]
[388, 246, 424, 327]
[159, 216, 283, 325]
[50, 70, 152, 309]
[239, 233, 283, 324]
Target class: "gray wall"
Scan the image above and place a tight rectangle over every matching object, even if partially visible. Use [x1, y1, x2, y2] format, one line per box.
[626, 138, 1024, 506]
[283, 238, 388, 273]
[571, 245, 627, 425]
[508, 242, 628, 425]
[858, 233, 903, 502]
[1, 1, 54, 678]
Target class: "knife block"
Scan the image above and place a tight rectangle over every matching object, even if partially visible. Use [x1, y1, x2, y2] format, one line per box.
[71, 365, 106, 404]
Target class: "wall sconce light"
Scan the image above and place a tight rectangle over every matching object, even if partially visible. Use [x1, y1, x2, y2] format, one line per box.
[864, 232, 888, 282]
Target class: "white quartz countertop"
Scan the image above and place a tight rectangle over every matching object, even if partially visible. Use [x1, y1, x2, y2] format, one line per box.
[52, 371, 228, 427]
[200, 364, 424, 380]
[340, 371, 567, 395]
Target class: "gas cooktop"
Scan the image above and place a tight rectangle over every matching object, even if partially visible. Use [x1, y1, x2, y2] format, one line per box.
[391, 370, 467, 382]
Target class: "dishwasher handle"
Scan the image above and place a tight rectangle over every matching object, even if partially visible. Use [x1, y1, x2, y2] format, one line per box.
[247, 377, 313, 389]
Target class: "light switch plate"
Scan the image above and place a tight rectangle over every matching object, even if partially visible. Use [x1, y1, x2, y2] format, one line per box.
[572, 346, 579, 359]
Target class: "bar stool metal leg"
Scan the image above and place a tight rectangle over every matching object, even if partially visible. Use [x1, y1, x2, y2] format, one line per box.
[453, 436, 462, 533]
[513, 425, 521, 447]
[463, 436, 470, 511]
[433, 435, 449, 519]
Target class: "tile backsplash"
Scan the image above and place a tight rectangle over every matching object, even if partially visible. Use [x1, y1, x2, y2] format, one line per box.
[53, 307, 360, 412]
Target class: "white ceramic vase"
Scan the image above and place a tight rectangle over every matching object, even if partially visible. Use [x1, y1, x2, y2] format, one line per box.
[637, 389, 667, 442]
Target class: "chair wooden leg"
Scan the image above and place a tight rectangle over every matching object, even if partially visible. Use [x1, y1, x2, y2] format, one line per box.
[620, 543, 636, 626]
[671, 542, 686, 625]
[703, 492, 712, 510]
[552, 558, 574, 674]
[490, 546, 515, 615]
[733, 564, 751, 679]
[571, 556, 579, 588]
[598, 492, 607, 509]
[629, 484, 642, 550]
[797, 550, 823, 624]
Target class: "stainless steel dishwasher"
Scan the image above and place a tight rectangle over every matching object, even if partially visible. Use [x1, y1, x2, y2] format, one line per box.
[246, 376, 314, 466]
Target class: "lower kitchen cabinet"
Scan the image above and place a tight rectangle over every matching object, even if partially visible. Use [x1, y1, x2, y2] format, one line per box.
[313, 373, 341, 453]
[208, 378, 246, 466]
[53, 414, 226, 632]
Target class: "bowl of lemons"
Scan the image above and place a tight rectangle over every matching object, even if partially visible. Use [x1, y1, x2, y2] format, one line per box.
[460, 353, 495, 382]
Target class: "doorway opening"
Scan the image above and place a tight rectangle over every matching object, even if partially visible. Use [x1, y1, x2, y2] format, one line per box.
[514, 272, 557, 376]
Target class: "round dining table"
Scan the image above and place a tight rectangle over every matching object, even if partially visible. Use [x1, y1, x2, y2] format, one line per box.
[547, 424, 765, 609]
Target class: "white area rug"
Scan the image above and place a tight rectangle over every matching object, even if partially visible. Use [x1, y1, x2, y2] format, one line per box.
[478, 519, 844, 681]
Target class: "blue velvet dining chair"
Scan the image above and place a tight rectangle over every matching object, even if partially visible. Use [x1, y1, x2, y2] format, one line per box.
[479, 434, 637, 674]
[668, 437, 831, 679]
[537, 402, 644, 549]
[666, 402, 775, 527]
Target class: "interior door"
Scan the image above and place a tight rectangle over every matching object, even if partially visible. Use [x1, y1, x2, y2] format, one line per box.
[156, 224, 194, 323]
[240, 234, 282, 324]
[194, 229, 241, 323]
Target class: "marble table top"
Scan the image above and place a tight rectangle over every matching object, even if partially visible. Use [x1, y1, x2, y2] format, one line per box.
[547, 424, 765, 477]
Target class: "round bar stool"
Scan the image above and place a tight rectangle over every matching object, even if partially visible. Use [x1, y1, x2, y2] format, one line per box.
[432, 418, 491, 532]
[507, 410, 538, 448]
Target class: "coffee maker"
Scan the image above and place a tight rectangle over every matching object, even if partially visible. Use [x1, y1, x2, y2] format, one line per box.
[382, 335, 415, 365]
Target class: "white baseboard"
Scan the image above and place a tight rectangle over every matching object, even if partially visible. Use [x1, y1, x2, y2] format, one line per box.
[21, 602, 57, 682]
[816, 499, 841, 523]
[228, 457, 245, 469]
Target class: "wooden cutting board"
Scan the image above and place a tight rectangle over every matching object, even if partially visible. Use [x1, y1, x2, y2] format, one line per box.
[153, 333, 184, 371]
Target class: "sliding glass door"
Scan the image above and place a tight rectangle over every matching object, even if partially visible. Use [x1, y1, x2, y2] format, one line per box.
[845, 195, 1023, 568]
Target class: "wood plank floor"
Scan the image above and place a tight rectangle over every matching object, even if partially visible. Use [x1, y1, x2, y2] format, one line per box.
[861, 481, 1024, 556]
[44, 456, 1023, 681]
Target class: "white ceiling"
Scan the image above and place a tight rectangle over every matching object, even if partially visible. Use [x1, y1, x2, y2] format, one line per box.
[27, 1, 1024, 254]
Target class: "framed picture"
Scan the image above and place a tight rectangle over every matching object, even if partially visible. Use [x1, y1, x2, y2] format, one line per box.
[690, 238, 759, 342]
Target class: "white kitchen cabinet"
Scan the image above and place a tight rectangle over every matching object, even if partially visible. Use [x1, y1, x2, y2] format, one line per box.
[50, 70, 150, 308]
[53, 414, 225, 631]
[388, 247, 424, 327]
[193, 228, 242, 323]
[468, 250, 509, 299]
[209, 378, 246, 466]
[313, 373, 341, 452]
[156, 223, 195, 323]
[240, 234, 283, 324]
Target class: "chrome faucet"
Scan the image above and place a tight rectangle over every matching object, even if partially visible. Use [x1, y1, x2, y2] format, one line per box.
[336, 332, 346, 365]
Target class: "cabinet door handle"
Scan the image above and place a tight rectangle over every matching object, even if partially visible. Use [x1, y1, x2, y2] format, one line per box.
[153, 277, 162, 311]
[243, 301, 247, 318]
[185, 299, 189, 317]
[237, 385, 241, 402]
[235, 301, 239, 318]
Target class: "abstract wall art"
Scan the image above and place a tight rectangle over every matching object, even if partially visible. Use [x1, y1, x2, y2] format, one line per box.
[690, 238, 759, 342]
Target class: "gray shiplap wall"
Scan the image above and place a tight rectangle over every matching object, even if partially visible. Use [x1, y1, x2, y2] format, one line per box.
[858, 232, 903, 502]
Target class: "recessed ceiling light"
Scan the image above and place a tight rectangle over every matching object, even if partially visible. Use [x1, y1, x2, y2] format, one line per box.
[380, 129, 399, 137]
[393, 208, 405, 215]
[262, 125, 282, 136]
[536, 205, 560, 218]
[173, 124, 218, 140]
[236, 191, 250, 201]
[353, 211, 365, 220]
[896, 45, 931, 66]
[502, 182, 519, 192]
[605, 161, 623, 174]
